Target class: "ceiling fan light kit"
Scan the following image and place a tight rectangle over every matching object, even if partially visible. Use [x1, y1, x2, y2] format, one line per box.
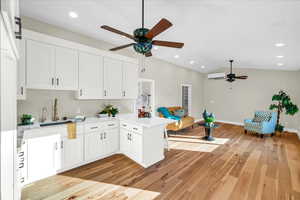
[226, 60, 248, 82]
[100, 0, 184, 57]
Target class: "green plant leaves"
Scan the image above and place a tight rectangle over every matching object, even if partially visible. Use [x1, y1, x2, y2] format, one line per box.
[269, 104, 278, 110]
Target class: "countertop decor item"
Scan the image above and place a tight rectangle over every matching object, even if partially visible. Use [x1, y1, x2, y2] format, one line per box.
[110, 107, 119, 117]
[269, 90, 299, 133]
[99, 104, 119, 117]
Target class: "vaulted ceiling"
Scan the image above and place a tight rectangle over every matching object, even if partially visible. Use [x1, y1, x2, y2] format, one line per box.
[20, 0, 300, 72]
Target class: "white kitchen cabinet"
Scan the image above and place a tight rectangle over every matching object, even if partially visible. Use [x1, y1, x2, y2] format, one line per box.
[122, 62, 139, 99]
[61, 135, 84, 170]
[78, 52, 103, 99]
[55, 47, 78, 90]
[26, 40, 79, 90]
[103, 57, 123, 99]
[17, 38, 26, 100]
[26, 40, 55, 89]
[84, 131, 104, 161]
[26, 134, 61, 183]
[120, 128, 142, 163]
[103, 128, 119, 155]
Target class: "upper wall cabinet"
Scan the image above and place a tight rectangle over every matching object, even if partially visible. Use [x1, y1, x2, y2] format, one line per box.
[26, 40, 78, 90]
[122, 62, 138, 99]
[55, 47, 78, 90]
[77, 52, 103, 99]
[26, 40, 55, 90]
[103, 57, 123, 99]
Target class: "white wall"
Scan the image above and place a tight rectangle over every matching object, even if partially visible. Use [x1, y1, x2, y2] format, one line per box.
[18, 16, 205, 121]
[204, 68, 300, 131]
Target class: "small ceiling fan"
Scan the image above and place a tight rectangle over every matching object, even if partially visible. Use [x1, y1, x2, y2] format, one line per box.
[100, 0, 184, 57]
[226, 60, 248, 82]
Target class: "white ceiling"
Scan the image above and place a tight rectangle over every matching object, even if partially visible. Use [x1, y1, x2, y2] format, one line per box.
[20, 0, 300, 72]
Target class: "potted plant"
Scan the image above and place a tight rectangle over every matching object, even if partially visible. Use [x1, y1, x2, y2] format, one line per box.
[21, 114, 34, 125]
[110, 107, 119, 117]
[269, 90, 299, 134]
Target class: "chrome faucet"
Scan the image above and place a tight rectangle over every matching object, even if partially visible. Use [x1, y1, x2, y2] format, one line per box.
[53, 98, 59, 121]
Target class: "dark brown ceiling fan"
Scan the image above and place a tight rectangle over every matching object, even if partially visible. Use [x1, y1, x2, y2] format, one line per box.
[226, 60, 248, 82]
[100, 0, 184, 57]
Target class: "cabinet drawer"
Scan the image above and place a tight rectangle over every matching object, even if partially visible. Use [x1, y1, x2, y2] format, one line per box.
[84, 123, 103, 132]
[120, 122, 130, 130]
[120, 121, 143, 134]
[103, 121, 118, 129]
[131, 125, 143, 134]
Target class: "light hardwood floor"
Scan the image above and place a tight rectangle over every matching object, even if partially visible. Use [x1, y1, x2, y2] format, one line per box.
[22, 123, 300, 200]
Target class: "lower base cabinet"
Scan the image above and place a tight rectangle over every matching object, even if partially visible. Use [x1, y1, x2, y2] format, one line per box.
[61, 135, 84, 170]
[120, 128, 142, 163]
[85, 128, 119, 162]
[26, 134, 61, 183]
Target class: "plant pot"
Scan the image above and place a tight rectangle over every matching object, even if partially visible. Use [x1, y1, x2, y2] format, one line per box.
[97, 113, 108, 118]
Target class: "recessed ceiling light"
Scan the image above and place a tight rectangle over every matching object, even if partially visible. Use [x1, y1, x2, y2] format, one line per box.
[275, 43, 286, 47]
[201, 65, 205, 69]
[69, 11, 78, 18]
[174, 55, 179, 59]
[189, 60, 195, 65]
[277, 63, 284, 66]
[153, 46, 159, 50]
[276, 55, 284, 58]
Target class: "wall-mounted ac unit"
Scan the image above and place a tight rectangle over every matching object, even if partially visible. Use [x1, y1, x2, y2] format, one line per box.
[208, 73, 226, 79]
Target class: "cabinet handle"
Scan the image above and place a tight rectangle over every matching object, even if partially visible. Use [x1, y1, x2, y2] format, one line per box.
[104, 132, 106, 139]
[108, 124, 114, 127]
[61, 141, 64, 149]
[100, 133, 103, 140]
[14, 17, 22, 39]
[90, 126, 98, 130]
[54, 142, 58, 150]
[104, 90, 107, 97]
[127, 133, 130, 140]
[133, 127, 138, 131]
[56, 78, 59, 86]
[21, 86, 23, 95]
[80, 89, 83, 96]
[52, 78, 54, 86]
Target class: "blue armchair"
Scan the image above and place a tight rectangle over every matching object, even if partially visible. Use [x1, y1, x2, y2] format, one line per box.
[244, 111, 277, 138]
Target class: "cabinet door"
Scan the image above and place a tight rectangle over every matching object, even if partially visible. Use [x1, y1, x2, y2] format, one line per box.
[104, 128, 119, 155]
[17, 38, 26, 100]
[103, 57, 122, 99]
[78, 52, 103, 99]
[122, 62, 138, 99]
[55, 47, 78, 90]
[131, 132, 142, 163]
[84, 132, 103, 161]
[27, 134, 60, 183]
[61, 135, 84, 170]
[120, 128, 130, 157]
[26, 40, 55, 89]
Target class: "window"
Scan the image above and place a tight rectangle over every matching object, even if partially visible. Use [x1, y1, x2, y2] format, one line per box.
[181, 84, 192, 116]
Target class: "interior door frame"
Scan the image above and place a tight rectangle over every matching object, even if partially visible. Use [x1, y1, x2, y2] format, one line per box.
[181, 84, 192, 116]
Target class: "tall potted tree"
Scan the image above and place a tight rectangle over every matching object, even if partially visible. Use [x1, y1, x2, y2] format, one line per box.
[269, 90, 299, 133]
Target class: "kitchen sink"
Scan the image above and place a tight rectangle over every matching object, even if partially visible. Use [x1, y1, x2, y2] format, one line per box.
[40, 120, 73, 127]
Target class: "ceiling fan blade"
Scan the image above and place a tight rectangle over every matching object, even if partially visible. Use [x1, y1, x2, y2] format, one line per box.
[109, 43, 135, 51]
[235, 76, 248, 79]
[145, 18, 173, 39]
[101, 25, 135, 40]
[145, 51, 152, 57]
[152, 40, 184, 48]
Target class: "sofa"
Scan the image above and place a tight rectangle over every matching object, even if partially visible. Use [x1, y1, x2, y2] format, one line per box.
[158, 106, 195, 132]
[244, 111, 277, 138]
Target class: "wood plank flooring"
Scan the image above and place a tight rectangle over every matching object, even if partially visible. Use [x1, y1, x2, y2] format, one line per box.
[22, 123, 300, 200]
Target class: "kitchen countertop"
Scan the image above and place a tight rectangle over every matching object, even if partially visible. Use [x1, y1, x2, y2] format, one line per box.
[117, 114, 176, 128]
